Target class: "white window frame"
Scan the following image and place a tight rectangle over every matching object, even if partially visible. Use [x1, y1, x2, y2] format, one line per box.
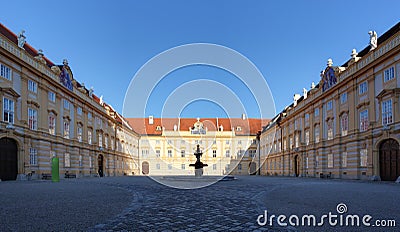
[327, 100, 333, 111]
[328, 154, 333, 168]
[341, 114, 348, 136]
[0, 63, 12, 80]
[77, 126, 82, 142]
[3, 97, 14, 124]
[156, 150, 161, 157]
[63, 99, 70, 110]
[383, 66, 395, 82]
[88, 130, 92, 145]
[181, 150, 185, 157]
[29, 148, 37, 165]
[48, 114, 56, 135]
[342, 152, 347, 168]
[28, 80, 38, 93]
[382, 99, 393, 125]
[48, 91, 56, 102]
[168, 149, 172, 157]
[315, 125, 320, 143]
[360, 109, 369, 132]
[225, 150, 230, 158]
[327, 120, 334, 140]
[305, 130, 310, 146]
[359, 81, 368, 95]
[98, 133, 103, 147]
[28, 108, 38, 130]
[212, 150, 217, 158]
[360, 149, 368, 167]
[181, 164, 185, 170]
[63, 120, 70, 139]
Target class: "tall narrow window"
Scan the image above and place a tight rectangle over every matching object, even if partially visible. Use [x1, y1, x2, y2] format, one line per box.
[156, 150, 161, 157]
[64, 153, 71, 168]
[63, 120, 70, 139]
[29, 148, 37, 165]
[79, 155, 83, 167]
[342, 152, 347, 168]
[225, 150, 230, 158]
[28, 108, 38, 130]
[212, 150, 217, 158]
[63, 99, 70, 109]
[88, 130, 92, 145]
[328, 154, 333, 168]
[327, 100, 333, 111]
[305, 130, 310, 146]
[315, 125, 320, 143]
[360, 110, 369, 132]
[48, 114, 56, 135]
[168, 150, 172, 157]
[3, 97, 14, 123]
[98, 133, 103, 147]
[360, 149, 368, 167]
[327, 120, 334, 140]
[341, 113, 348, 136]
[382, 99, 393, 125]
[104, 135, 108, 148]
[340, 92, 347, 104]
[181, 150, 185, 157]
[77, 126, 82, 142]
[181, 164, 185, 170]
[305, 113, 309, 127]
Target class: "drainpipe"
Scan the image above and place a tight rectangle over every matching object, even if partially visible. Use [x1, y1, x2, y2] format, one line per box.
[257, 131, 261, 175]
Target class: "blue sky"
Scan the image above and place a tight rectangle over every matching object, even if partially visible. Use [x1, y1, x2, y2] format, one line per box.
[1, 1, 399, 119]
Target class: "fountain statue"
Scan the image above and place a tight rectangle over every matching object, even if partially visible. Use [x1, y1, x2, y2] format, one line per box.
[189, 144, 208, 177]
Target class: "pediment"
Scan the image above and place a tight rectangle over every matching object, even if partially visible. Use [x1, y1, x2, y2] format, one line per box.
[0, 87, 20, 98]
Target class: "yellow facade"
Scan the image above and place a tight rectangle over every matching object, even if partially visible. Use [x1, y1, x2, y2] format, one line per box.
[260, 23, 400, 181]
[0, 25, 139, 180]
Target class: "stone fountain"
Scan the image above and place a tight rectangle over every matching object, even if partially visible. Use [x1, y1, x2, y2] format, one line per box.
[189, 144, 208, 177]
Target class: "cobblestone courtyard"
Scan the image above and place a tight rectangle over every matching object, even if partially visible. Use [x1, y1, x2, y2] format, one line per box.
[0, 176, 399, 231]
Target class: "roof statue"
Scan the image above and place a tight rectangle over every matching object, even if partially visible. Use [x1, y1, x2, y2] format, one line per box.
[17, 30, 26, 49]
[369, 31, 378, 50]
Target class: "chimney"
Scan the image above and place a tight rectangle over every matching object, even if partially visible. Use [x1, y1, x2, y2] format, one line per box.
[149, 115, 154, 125]
[303, 88, 308, 99]
[241, 113, 246, 120]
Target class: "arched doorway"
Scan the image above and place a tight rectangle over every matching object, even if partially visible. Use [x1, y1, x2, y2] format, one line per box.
[249, 162, 257, 175]
[98, 155, 104, 177]
[0, 138, 18, 181]
[379, 139, 400, 181]
[142, 161, 149, 175]
[294, 155, 300, 177]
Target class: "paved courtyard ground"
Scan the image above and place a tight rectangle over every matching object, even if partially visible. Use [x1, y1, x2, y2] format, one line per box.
[0, 176, 399, 231]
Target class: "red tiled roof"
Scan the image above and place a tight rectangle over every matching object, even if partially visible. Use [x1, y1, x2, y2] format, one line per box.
[126, 118, 269, 136]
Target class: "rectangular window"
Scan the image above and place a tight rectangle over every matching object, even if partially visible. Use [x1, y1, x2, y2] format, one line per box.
[141, 149, 149, 157]
[64, 153, 70, 168]
[168, 164, 172, 170]
[225, 150, 230, 158]
[384, 66, 395, 82]
[212, 150, 217, 158]
[63, 99, 70, 109]
[77, 107, 82, 115]
[360, 110, 369, 132]
[181, 150, 185, 157]
[305, 113, 309, 127]
[289, 137, 293, 149]
[382, 99, 393, 125]
[156, 140, 160, 145]
[213, 164, 217, 170]
[168, 149, 172, 157]
[3, 97, 14, 124]
[295, 134, 299, 148]
[88, 130, 92, 144]
[28, 108, 38, 130]
[48, 115, 56, 135]
[79, 155, 83, 167]
[98, 133, 103, 147]
[181, 164, 185, 170]
[360, 149, 368, 167]
[328, 154, 333, 168]
[315, 126, 320, 143]
[340, 92, 347, 104]
[156, 150, 161, 157]
[111, 138, 114, 150]
[87, 112, 92, 120]
[306, 157, 309, 169]
[359, 81, 368, 95]
[327, 121, 333, 140]
[77, 127, 82, 142]
[89, 156, 93, 168]
[315, 155, 319, 168]
[225, 140, 230, 145]
[327, 100, 333, 111]
[29, 148, 37, 165]
[341, 114, 348, 136]
[238, 163, 242, 170]
[305, 130, 310, 146]
[48, 91, 56, 102]
[342, 152, 347, 168]
[314, 108, 319, 117]
[0, 63, 12, 80]
[283, 139, 287, 151]
[156, 163, 160, 169]
[104, 136, 108, 148]
[63, 121, 70, 139]
[28, 80, 37, 93]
